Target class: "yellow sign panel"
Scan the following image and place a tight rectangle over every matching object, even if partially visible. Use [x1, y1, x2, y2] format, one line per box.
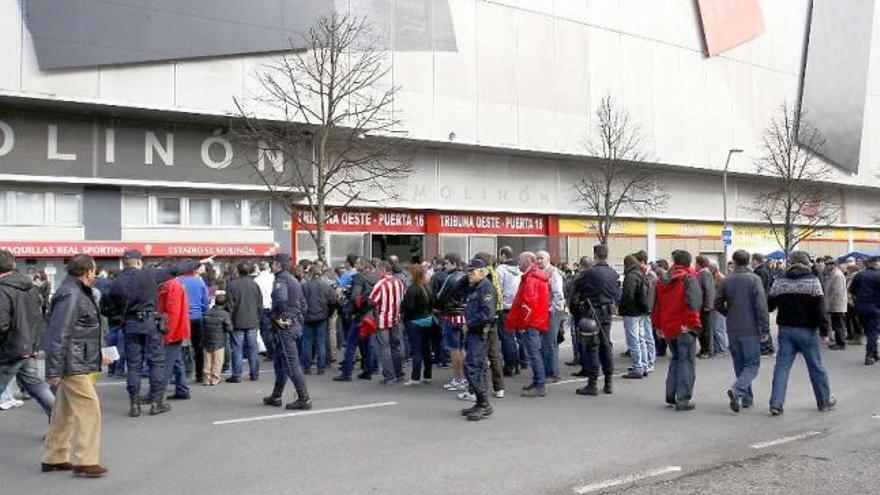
[558, 218, 648, 236]
[655, 221, 723, 238]
[853, 229, 880, 242]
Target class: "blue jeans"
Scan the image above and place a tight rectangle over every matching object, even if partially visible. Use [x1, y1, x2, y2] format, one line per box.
[465, 328, 490, 405]
[341, 318, 373, 379]
[163, 342, 190, 398]
[665, 331, 696, 404]
[231, 328, 260, 381]
[624, 316, 647, 372]
[570, 315, 582, 363]
[0, 356, 54, 416]
[714, 315, 730, 354]
[497, 311, 519, 373]
[124, 328, 165, 401]
[301, 320, 328, 371]
[521, 329, 545, 389]
[376, 326, 404, 381]
[273, 328, 309, 399]
[728, 334, 761, 405]
[641, 316, 656, 367]
[106, 325, 126, 375]
[541, 311, 561, 378]
[407, 321, 433, 380]
[770, 326, 832, 410]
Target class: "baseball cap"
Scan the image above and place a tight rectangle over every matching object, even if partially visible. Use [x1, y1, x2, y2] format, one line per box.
[123, 249, 143, 260]
[467, 258, 487, 271]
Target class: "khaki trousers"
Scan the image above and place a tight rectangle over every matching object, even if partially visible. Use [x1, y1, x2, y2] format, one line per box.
[328, 313, 339, 362]
[43, 374, 101, 466]
[204, 348, 225, 385]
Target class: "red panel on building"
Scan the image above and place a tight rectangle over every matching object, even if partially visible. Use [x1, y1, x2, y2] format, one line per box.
[433, 212, 547, 235]
[0, 242, 281, 258]
[298, 209, 427, 234]
[697, 0, 765, 56]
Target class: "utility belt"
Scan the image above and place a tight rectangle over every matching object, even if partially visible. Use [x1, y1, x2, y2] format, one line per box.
[125, 311, 168, 334]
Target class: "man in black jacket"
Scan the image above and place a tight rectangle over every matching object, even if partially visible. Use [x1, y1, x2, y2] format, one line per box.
[301, 263, 337, 375]
[767, 251, 836, 416]
[0, 249, 55, 417]
[42, 254, 108, 478]
[752, 253, 776, 356]
[619, 254, 650, 379]
[226, 262, 263, 383]
[849, 255, 880, 365]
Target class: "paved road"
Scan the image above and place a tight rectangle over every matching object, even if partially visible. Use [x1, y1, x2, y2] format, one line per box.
[1, 322, 878, 494]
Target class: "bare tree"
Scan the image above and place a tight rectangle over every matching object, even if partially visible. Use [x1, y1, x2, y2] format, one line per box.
[746, 103, 841, 254]
[231, 13, 413, 261]
[573, 95, 668, 245]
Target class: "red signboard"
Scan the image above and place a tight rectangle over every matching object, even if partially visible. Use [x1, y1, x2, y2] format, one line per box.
[298, 209, 426, 233]
[433, 213, 547, 235]
[0, 241, 281, 258]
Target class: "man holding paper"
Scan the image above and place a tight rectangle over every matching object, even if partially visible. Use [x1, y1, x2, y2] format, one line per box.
[42, 254, 109, 478]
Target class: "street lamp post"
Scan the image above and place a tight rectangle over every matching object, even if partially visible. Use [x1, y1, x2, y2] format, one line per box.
[723, 148, 743, 267]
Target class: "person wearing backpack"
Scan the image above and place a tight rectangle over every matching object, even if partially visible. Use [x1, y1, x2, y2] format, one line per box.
[652, 250, 703, 411]
[0, 249, 55, 418]
[619, 255, 650, 379]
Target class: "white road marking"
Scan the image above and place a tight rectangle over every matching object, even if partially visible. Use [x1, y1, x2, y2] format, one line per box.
[872, 414, 880, 419]
[213, 401, 398, 426]
[750, 431, 823, 449]
[548, 378, 587, 387]
[573, 466, 683, 494]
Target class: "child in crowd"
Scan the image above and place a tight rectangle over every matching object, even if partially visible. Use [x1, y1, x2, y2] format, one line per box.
[201, 292, 232, 386]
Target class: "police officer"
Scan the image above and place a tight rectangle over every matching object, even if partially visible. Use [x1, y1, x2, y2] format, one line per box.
[573, 245, 621, 396]
[849, 255, 880, 365]
[106, 249, 172, 417]
[262, 253, 312, 410]
[459, 258, 497, 421]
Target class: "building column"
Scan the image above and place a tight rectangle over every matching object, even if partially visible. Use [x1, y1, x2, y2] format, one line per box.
[647, 219, 657, 261]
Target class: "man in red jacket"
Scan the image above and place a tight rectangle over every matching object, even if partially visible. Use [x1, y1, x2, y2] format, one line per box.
[652, 250, 702, 411]
[506, 252, 550, 398]
[155, 264, 191, 413]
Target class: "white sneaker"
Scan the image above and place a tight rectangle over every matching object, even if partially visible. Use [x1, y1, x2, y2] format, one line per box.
[494, 389, 505, 399]
[456, 379, 469, 392]
[421, 378, 432, 384]
[403, 379, 420, 386]
[0, 398, 24, 410]
[443, 379, 460, 391]
[646, 366, 655, 373]
[457, 391, 476, 402]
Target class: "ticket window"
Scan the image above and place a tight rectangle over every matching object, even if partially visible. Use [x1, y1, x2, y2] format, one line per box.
[372, 235, 424, 263]
[497, 236, 548, 257]
[469, 236, 496, 260]
[439, 235, 469, 261]
[297, 232, 366, 267]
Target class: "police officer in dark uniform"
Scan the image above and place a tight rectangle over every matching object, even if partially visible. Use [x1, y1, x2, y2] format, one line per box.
[262, 253, 312, 410]
[850, 255, 880, 365]
[573, 245, 621, 396]
[459, 258, 497, 421]
[106, 249, 172, 417]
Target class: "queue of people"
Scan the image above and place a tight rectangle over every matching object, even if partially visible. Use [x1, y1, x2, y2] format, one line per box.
[1, 244, 879, 477]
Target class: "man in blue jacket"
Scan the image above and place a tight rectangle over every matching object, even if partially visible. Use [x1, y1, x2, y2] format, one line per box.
[178, 260, 211, 383]
[850, 255, 880, 365]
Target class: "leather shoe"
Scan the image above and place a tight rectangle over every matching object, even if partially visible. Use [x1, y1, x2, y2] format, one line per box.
[675, 400, 696, 411]
[41, 462, 74, 472]
[262, 396, 282, 407]
[332, 374, 352, 382]
[285, 398, 313, 410]
[621, 371, 644, 379]
[166, 394, 190, 400]
[73, 465, 108, 478]
[727, 389, 740, 413]
[225, 377, 241, 383]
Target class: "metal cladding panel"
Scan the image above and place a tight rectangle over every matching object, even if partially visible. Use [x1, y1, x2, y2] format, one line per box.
[83, 187, 122, 241]
[23, 0, 455, 70]
[696, 0, 765, 56]
[800, 0, 875, 173]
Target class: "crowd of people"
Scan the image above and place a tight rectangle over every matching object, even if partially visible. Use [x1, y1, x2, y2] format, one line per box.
[0, 243, 878, 477]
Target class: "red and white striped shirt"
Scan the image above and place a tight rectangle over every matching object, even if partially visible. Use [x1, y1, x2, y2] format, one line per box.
[370, 275, 404, 329]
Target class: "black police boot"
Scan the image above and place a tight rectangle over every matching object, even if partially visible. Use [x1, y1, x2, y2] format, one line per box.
[149, 396, 172, 416]
[576, 377, 598, 396]
[129, 397, 141, 418]
[603, 375, 613, 394]
[460, 404, 481, 416]
[262, 395, 282, 407]
[285, 396, 313, 410]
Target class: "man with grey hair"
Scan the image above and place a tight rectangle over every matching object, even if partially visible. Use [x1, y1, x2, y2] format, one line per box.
[536, 250, 564, 381]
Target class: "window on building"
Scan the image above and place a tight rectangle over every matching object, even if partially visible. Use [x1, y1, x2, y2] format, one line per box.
[14, 191, 45, 225]
[220, 199, 242, 226]
[189, 198, 212, 226]
[157, 197, 181, 225]
[328, 233, 364, 267]
[439, 235, 469, 261]
[53, 194, 81, 224]
[469, 236, 496, 260]
[0, 191, 7, 223]
[249, 200, 271, 228]
[122, 196, 149, 225]
[296, 232, 319, 262]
